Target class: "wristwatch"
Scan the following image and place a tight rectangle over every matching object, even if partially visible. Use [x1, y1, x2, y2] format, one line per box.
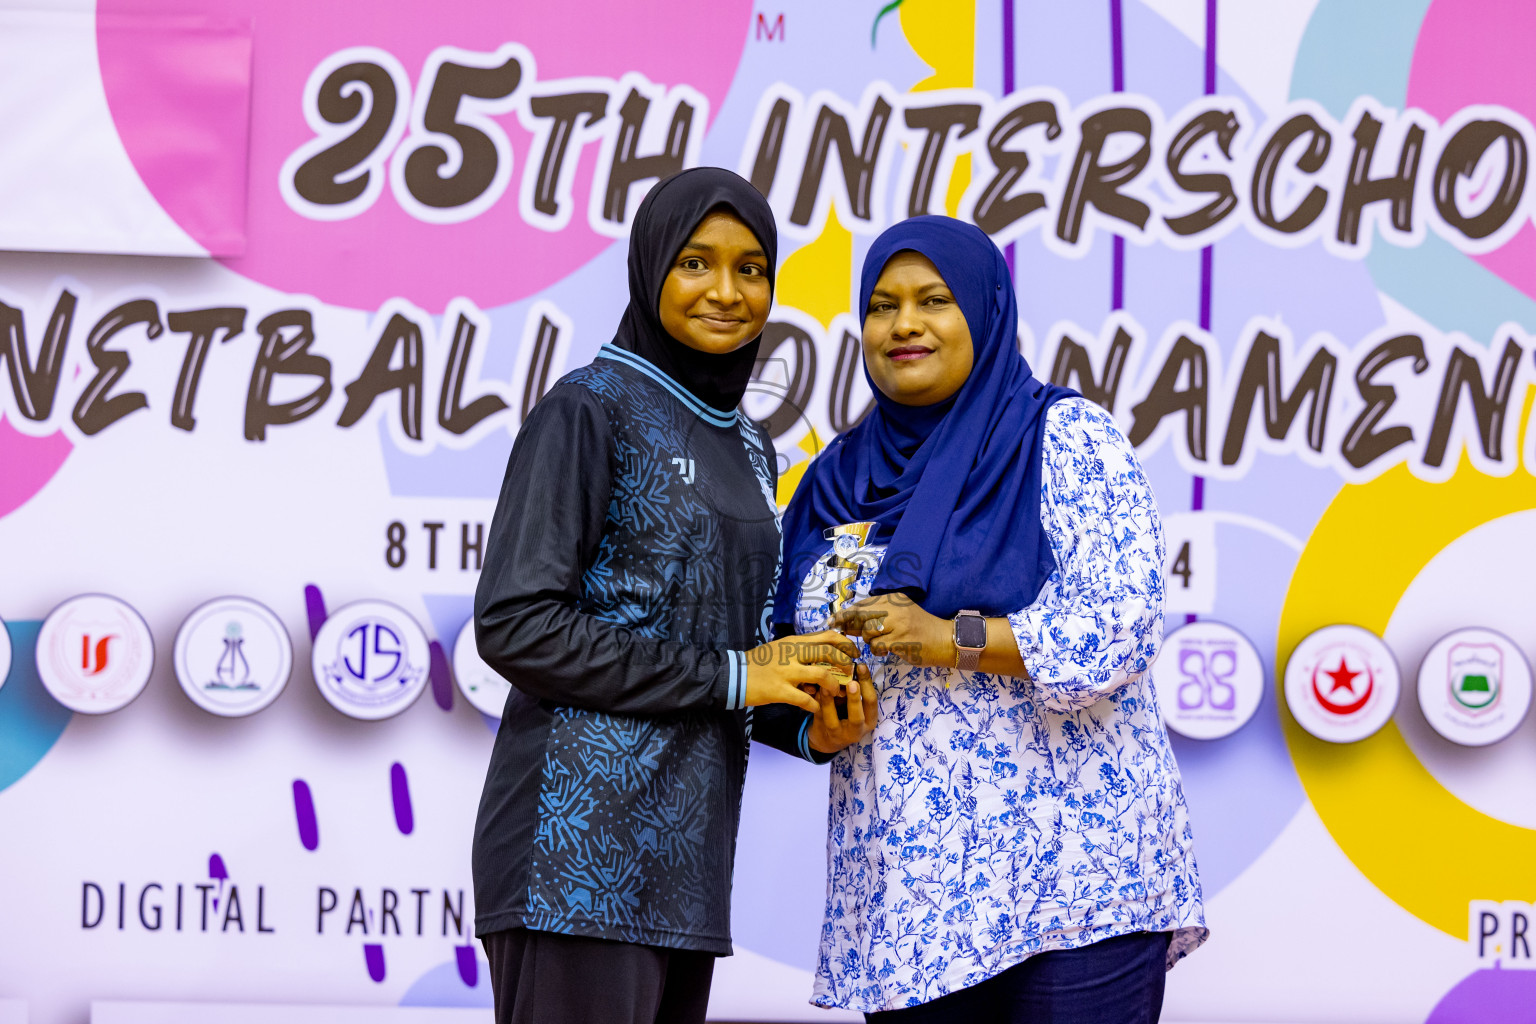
[952, 610, 986, 672]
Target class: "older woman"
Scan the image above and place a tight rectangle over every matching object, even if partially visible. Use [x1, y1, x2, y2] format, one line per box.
[774, 216, 1207, 1022]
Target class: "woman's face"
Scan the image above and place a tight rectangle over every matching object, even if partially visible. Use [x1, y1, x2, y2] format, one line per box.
[862, 251, 974, 406]
[658, 210, 772, 355]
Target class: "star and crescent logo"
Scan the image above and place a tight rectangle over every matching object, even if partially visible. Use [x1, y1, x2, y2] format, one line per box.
[1311, 649, 1376, 717]
[1284, 625, 1401, 744]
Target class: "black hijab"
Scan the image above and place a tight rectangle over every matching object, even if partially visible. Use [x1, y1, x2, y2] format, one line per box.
[611, 167, 778, 412]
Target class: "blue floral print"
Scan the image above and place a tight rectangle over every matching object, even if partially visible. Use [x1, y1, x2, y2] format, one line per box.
[797, 398, 1207, 1013]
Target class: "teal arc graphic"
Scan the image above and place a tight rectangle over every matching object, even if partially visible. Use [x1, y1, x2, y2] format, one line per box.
[0, 621, 74, 795]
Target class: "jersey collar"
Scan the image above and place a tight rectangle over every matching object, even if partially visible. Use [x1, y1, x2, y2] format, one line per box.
[596, 344, 740, 428]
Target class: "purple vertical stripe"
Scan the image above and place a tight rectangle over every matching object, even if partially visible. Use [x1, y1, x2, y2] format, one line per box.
[429, 639, 454, 711]
[292, 779, 319, 851]
[1112, 236, 1126, 310]
[1002, 0, 1016, 94]
[1189, 2, 1216, 628]
[1109, 0, 1124, 93]
[1185, 472, 1204, 623]
[208, 853, 228, 880]
[364, 943, 386, 982]
[1199, 246, 1213, 331]
[1193, 3, 1215, 500]
[390, 762, 414, 835]
[303, 584, 327, 642]
[456, 944, 479, 987]
[1198, 3, 1216, 334]
[1204, 0, 1218, 95]
[1003, 0, 1017, 281]
[1109, 0, 1125, 311]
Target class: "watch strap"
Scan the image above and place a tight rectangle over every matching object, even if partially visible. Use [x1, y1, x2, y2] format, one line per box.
[953, 609, 984, 672]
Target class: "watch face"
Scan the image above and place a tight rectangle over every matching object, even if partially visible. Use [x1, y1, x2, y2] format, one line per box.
[954, 613, 987, 650]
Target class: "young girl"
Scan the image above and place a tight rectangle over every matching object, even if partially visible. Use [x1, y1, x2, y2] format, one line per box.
[472, 167, 874, 1024]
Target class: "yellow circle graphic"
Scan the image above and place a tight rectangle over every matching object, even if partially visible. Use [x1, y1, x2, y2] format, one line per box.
[1277, 450, 1536, 938]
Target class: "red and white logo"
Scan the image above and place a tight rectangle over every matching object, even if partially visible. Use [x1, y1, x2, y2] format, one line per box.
[1284, 624, 1400, 743]
[36, 594, 155, 714]
[1310, 644, 1376, 716]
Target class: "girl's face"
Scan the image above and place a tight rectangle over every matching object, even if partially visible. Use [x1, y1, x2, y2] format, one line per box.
[658, 210, 772, 355]
[862, 251, 975, 406]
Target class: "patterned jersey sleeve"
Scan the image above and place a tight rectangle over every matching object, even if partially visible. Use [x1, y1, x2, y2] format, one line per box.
[1007, 398, 1166, 713]
[474, 382, 741, 716]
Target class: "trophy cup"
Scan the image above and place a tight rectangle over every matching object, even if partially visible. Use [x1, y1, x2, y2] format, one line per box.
[822, 521, 880, 715]
[824, 521, 877, 616]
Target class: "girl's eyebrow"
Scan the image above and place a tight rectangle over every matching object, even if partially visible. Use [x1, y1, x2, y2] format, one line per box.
[680, 241, 767, 259]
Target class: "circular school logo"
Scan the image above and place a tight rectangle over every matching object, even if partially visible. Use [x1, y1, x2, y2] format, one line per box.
[173, 597, 294, 717]
[1284, 624, 1401, 743]
[451, 619, 512, 717]
[1152, 620, 1265, 740]
[35, 594, 155, 714]
[310, 600, 430, 720]
[1417, 627, 1532, 746]
[0, 614, 12, 694]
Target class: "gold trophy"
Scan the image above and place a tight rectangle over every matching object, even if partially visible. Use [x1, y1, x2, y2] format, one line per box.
[823, 522, 879, 714]
[824, 521, 877, 615]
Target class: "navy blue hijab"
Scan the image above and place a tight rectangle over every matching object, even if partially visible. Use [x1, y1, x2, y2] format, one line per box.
[773, 216, 1077, 627]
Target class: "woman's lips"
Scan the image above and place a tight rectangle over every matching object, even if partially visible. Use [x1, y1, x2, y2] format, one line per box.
[887, 346, 933, 362]
[695, 314, 744, 331]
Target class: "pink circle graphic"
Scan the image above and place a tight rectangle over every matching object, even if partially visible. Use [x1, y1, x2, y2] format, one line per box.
[0, 423, 71, 520]
[97, 1, 752, 311]
[1408, 0, 1536, 301]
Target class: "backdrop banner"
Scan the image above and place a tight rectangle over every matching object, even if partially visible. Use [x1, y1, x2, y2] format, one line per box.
[2, 2, 1535, 1022]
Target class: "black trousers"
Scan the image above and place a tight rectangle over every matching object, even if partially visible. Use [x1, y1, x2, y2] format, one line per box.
[481, 927, 716, 1024]
[866, 932, 1172, 1024]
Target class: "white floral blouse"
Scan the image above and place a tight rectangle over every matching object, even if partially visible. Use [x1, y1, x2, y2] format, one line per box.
[797, 398, 1208, 1013]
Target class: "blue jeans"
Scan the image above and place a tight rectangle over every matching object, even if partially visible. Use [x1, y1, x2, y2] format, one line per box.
[866, 931, 1172, 1024]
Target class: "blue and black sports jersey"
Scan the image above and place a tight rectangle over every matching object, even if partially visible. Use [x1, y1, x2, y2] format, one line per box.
[472, 345, 816, 954]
